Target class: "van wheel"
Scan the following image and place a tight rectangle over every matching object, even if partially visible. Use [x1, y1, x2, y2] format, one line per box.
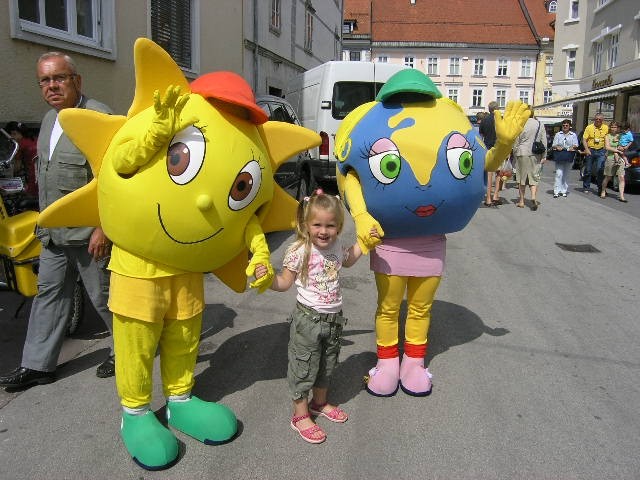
[66, 279, 84, 336]
[296, 173, 315, 202]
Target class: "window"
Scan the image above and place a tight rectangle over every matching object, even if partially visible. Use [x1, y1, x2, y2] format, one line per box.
[543, 90, 553, 104]
[449, 57, 461, 75]
[342, 20, 355, 34]
[404, 56, 415, 68]
[596, 0, 609, 7]
[520, 58, 532, 77]
[566, 50, 576, 79]
[548, 1, 557, 13]
[594, 41, 604, 73]
[304, 5, 314, 52]
[569, 0, 579, 20]
[519, 90, 530, 104]
[427, 57, 438, 76]
[151, 0, 197, 71]
[497, 58, 508, 77]
[496, 89, 507, 108]
[270, 0, 281, 31]
[11, 0, 115, 58]
[377, 56, 388, 63]
[545, 56, 554, 77]
[350, 51, 361, 62]
[609, 33, 619, 68]
[472, 89, 483, 108]
[447, 88, 459, 103]
[473, 58, 485, 76]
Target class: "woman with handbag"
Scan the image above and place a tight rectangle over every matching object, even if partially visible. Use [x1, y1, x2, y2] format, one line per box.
[512, 106, 547, 210]
[551, 120, 579, 198]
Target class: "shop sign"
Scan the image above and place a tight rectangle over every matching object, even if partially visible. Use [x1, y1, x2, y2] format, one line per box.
[592, 74, 613, 89]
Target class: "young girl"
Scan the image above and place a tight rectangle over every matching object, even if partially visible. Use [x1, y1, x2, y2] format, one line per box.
[256, 189, 377, 444]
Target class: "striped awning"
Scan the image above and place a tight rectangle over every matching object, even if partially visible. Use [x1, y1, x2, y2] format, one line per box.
[534, 78, 640, 109]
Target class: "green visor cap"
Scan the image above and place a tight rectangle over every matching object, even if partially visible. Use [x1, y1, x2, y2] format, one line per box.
[376, 69, 443, 102]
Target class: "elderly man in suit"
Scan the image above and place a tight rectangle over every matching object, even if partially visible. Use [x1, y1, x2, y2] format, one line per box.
[0, 51, 115, 389]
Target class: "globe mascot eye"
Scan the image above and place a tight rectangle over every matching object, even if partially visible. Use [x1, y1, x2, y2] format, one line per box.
[369, 149, 401, 185]
[228, 160, 262, 211]
[166, 125, 206, 185]
[446, 147, 474, 179]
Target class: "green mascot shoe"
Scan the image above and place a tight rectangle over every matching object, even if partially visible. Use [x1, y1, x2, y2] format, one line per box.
[167, 395, 237, 445]
[121, 411, 179, 471]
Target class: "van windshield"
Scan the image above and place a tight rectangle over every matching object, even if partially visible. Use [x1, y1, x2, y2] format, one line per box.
[332, 81, 385, 120]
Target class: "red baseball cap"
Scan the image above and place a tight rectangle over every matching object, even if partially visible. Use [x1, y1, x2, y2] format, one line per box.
[190, 71, 268, 124]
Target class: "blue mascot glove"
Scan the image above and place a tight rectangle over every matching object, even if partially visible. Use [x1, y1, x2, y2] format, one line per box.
[244, 215, 274, 293]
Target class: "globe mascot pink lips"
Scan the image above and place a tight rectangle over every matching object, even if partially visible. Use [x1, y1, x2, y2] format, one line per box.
[37, 38, 320, 470]
[334, 69, 530, 397]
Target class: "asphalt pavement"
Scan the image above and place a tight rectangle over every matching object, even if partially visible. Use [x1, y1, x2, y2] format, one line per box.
[1, 167, 639, 479]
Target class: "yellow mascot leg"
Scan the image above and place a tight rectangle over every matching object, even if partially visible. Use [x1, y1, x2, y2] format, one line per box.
[113, 313, 179, 471]
[366, 274, 407, 396]
[159, 313, 202, 398]
[163, 313, 238, 445]
[114, 313, 163, 408]
[400, 276, 441, 397]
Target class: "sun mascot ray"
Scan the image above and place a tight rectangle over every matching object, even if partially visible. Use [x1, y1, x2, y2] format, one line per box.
[38, 38, 320, 470]
[334, 69, 529, 398]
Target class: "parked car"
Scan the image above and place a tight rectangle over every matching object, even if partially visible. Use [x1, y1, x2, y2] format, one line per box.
[256, 95, 311, 200]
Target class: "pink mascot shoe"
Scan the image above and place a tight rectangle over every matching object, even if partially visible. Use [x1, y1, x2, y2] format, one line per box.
[399, 354, 433, 397]
[365, 357, 400, 397]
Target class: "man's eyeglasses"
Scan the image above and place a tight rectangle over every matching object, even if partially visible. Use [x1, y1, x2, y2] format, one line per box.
[38, 74, 76, 88]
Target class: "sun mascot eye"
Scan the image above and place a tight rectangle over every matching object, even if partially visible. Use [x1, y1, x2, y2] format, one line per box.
[228, 160, 262, 211]
[167, 125, 206, 185]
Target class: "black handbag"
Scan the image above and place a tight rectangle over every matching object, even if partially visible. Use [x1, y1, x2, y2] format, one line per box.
[531, 120, 546, 155]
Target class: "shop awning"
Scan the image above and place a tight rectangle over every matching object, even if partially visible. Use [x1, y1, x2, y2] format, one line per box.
[534, 78, 640, 109]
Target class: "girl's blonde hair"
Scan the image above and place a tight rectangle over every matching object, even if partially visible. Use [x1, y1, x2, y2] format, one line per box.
[290, 189, 344, 286]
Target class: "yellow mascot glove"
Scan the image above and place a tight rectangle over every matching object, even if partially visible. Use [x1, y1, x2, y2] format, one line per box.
[485, 100, 531, 172]
[114, 85, 196, 174]
[343, 170, 384, 254]
[244, 215, 274, 293]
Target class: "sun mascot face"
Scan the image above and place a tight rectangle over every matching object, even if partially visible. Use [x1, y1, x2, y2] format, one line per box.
[335, 70, 488, 238]
[38, 38, 319, 291]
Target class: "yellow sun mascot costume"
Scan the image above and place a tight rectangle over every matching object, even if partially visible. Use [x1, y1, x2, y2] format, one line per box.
[334, 69, 529, 398]
[38, 39, 320, 470]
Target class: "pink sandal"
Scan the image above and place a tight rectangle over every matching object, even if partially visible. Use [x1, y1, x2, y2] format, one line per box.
[290, 413, 326, 444]
[308, 402, 348, 423]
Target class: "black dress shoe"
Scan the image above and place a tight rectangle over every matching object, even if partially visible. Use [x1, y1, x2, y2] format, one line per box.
[0, 367, 55, 389]
[96, 355, 115, 378]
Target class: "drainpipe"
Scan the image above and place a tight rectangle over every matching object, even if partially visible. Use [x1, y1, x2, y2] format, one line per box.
[253, 0, 259, 93]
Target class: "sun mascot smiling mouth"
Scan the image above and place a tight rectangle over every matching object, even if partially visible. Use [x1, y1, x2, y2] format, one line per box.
[38, 38, 320, 470]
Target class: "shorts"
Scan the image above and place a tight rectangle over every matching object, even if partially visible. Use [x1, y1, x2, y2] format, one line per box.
[108, 271, 204, 323]
[287, 302, 346, 400]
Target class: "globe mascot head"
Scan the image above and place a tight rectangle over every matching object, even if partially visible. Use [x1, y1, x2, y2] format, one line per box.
[37, 38, 319, 291]
[335, 69, 492, 238]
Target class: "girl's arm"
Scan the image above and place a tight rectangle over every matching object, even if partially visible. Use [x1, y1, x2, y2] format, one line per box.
[343, 227, 379, 268]
[254, 265, 297, 292]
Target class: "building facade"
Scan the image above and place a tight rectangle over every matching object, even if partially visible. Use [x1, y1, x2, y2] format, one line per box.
[342, 0, 565, 125]
[1, 0, 342, 126]
[243, 0, 343, 97]
[545, 0, 640, 132]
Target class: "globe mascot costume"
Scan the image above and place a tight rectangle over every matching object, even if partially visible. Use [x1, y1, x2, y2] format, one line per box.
[334, 69, 530, 397]
[38, 38, 320, 470]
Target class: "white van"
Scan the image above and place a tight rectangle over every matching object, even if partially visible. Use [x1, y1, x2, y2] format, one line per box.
[284, 61, 408, 195]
